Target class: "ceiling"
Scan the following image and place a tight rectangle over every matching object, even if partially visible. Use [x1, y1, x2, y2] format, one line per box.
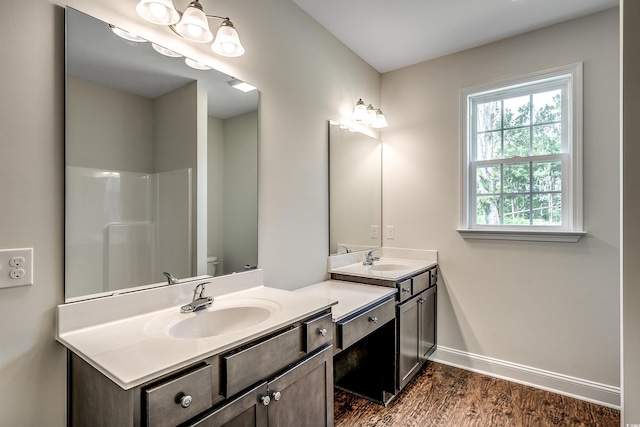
[292, 0, 619, 73]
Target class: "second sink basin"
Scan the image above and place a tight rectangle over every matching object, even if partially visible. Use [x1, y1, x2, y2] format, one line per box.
[145, 298, 282, 340]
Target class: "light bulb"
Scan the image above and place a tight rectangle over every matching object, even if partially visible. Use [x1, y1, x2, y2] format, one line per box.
[187, 24, 203, 38]
[149, 3, 168, 19]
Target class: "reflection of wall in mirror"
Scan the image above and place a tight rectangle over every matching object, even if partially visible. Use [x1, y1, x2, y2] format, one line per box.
[65, 76, 195, 297]
[208, 111, 258, 275]
[329, 126, 382, 254]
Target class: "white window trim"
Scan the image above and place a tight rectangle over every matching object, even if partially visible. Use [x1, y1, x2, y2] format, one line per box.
[458, 63, 585, 243]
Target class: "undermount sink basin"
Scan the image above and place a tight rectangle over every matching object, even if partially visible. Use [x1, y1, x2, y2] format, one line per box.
[145, 298, 282, 340]
[368, 263, 412, 272]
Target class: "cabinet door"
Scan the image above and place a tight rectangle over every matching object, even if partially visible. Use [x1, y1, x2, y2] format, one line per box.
[418, 286, 437, 363]
[190, 382, 268, 427]
[397, 297, 420, 390]
[267, 346, 334, 427]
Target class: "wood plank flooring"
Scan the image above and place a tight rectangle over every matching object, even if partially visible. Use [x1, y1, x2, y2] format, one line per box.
[334, 362, 619, 427]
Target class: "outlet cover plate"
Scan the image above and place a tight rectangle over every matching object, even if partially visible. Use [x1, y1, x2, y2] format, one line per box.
[0, 248, 33, 288]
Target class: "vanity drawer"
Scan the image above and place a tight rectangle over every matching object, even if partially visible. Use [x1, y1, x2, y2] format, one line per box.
[145, 364, 213, 427]
[304, 312, 333, 352]
[412, 271, 430, 294]
[338, 298, 395, 350]
[223, 326, 302, 397]
[398, 278, 412, 302]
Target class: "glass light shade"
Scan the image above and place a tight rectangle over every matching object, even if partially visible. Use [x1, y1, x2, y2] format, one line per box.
[136, 0, 179, 25]
[366, 104, 377, 124]
[110, 25, 147, 42]
[370, 110, 389, 128]
[211, 20, 245, 57]
[175, 2, 213, 43]
[353, 99, 368, 122]
[185, 57, 211, 70]
[152, 43, 182, 57]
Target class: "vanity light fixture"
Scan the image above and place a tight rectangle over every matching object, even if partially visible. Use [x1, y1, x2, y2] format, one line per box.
[136, 0, 245, 58]
[352, 98, 389, 128]
[228, 78, 257, 93]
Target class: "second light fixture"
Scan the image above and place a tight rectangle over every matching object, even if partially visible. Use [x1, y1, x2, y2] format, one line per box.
[353, 99, 388, 128]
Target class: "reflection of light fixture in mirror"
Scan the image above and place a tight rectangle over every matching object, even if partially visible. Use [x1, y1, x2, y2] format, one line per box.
[151, 43, 182, 57]
[109, 25, 147, 42]
[228, 79, 257, 93]
[352, 98, 388, 128]
[185, 57, 211, 70]
[135, 0, 245, 57]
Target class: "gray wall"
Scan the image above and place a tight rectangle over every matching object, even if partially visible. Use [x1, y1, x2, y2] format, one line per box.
[381, 8, 620, 395]
[622, 1, 640, 423]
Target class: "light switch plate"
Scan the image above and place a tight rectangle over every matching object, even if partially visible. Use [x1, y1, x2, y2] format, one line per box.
[0, 248, 33, 288]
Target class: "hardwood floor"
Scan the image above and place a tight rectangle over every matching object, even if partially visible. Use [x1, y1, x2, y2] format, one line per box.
[334, 362, 619, 427]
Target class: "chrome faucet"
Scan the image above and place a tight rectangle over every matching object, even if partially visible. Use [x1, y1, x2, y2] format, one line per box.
[163, 272, 179, 285]
[181, 282, 214, 313]
[363, 249, 380, 266]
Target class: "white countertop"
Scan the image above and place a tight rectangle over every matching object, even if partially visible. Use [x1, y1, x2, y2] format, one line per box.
[295, 280, 397, 322]
[329, 257, 436, 282]
[57, 282, 335, 390]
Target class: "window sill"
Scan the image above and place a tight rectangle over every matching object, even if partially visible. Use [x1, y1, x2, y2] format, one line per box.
[456, 229, 586, 243]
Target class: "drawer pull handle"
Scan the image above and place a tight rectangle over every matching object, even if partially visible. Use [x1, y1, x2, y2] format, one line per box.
[317, 328, 328, 337]
[179, 394, 193, 409]
[369, 316, 378, 323]
[272, 391, 282, 401]
[402, 288, 411, 293]
[261, 395, 271, 406]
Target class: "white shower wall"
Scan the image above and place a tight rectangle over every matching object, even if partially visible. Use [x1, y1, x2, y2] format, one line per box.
[65, 166, 191, 299]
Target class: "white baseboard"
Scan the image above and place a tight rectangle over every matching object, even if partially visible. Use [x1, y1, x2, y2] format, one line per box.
[431, 346, 620, 409]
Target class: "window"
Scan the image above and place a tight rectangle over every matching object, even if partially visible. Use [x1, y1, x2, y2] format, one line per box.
[459, 64, 585, 242]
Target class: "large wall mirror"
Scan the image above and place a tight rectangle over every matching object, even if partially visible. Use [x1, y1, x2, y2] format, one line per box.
[65, 8, 258, 301]
[329, 121, 382, 255]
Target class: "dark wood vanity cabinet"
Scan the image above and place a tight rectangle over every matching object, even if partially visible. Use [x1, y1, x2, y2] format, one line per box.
[332, 265, 438, 395]
[191, 345, 333, 427]
[69, 310, 334, 427]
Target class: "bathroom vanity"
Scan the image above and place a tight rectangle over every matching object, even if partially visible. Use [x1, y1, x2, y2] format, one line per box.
[57, 271, 337, 427]
[322, 249, 438, 402]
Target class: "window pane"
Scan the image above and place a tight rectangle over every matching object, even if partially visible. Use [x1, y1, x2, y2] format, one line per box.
[503, 163, 530, 193]
[533, 193, 562, 225]
[533, 161, 562, 192]
[476, 195, 501, 225]
[503, 95, 530, 128]
[476, 166, 501, 194]
[533, 89, 562, 124]
[503, 194, 530, 225]
[477, 101, 501, 132]
[476, 131, 501, 160]
[533, 123, 561, 155]
[504, 127, 530, 158]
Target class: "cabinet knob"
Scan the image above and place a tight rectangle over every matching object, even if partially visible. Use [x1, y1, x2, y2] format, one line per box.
[179, 394, 193, 408]
[272, 391, 282, 401]
[261, 395, 271, 406]
[418, 298, 425, 304]
[402, 288, 411, 293]
[369, 316, 378, 323]
[317, 328, 327, 337]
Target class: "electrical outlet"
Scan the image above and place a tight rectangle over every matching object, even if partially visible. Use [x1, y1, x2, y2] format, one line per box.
[0, 248, 33, 288]
[370, 225, 379, 239]
[386, 226, 395, 239]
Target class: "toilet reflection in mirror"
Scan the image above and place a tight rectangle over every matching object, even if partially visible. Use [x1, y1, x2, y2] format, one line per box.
[328, 121, 382, 255]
